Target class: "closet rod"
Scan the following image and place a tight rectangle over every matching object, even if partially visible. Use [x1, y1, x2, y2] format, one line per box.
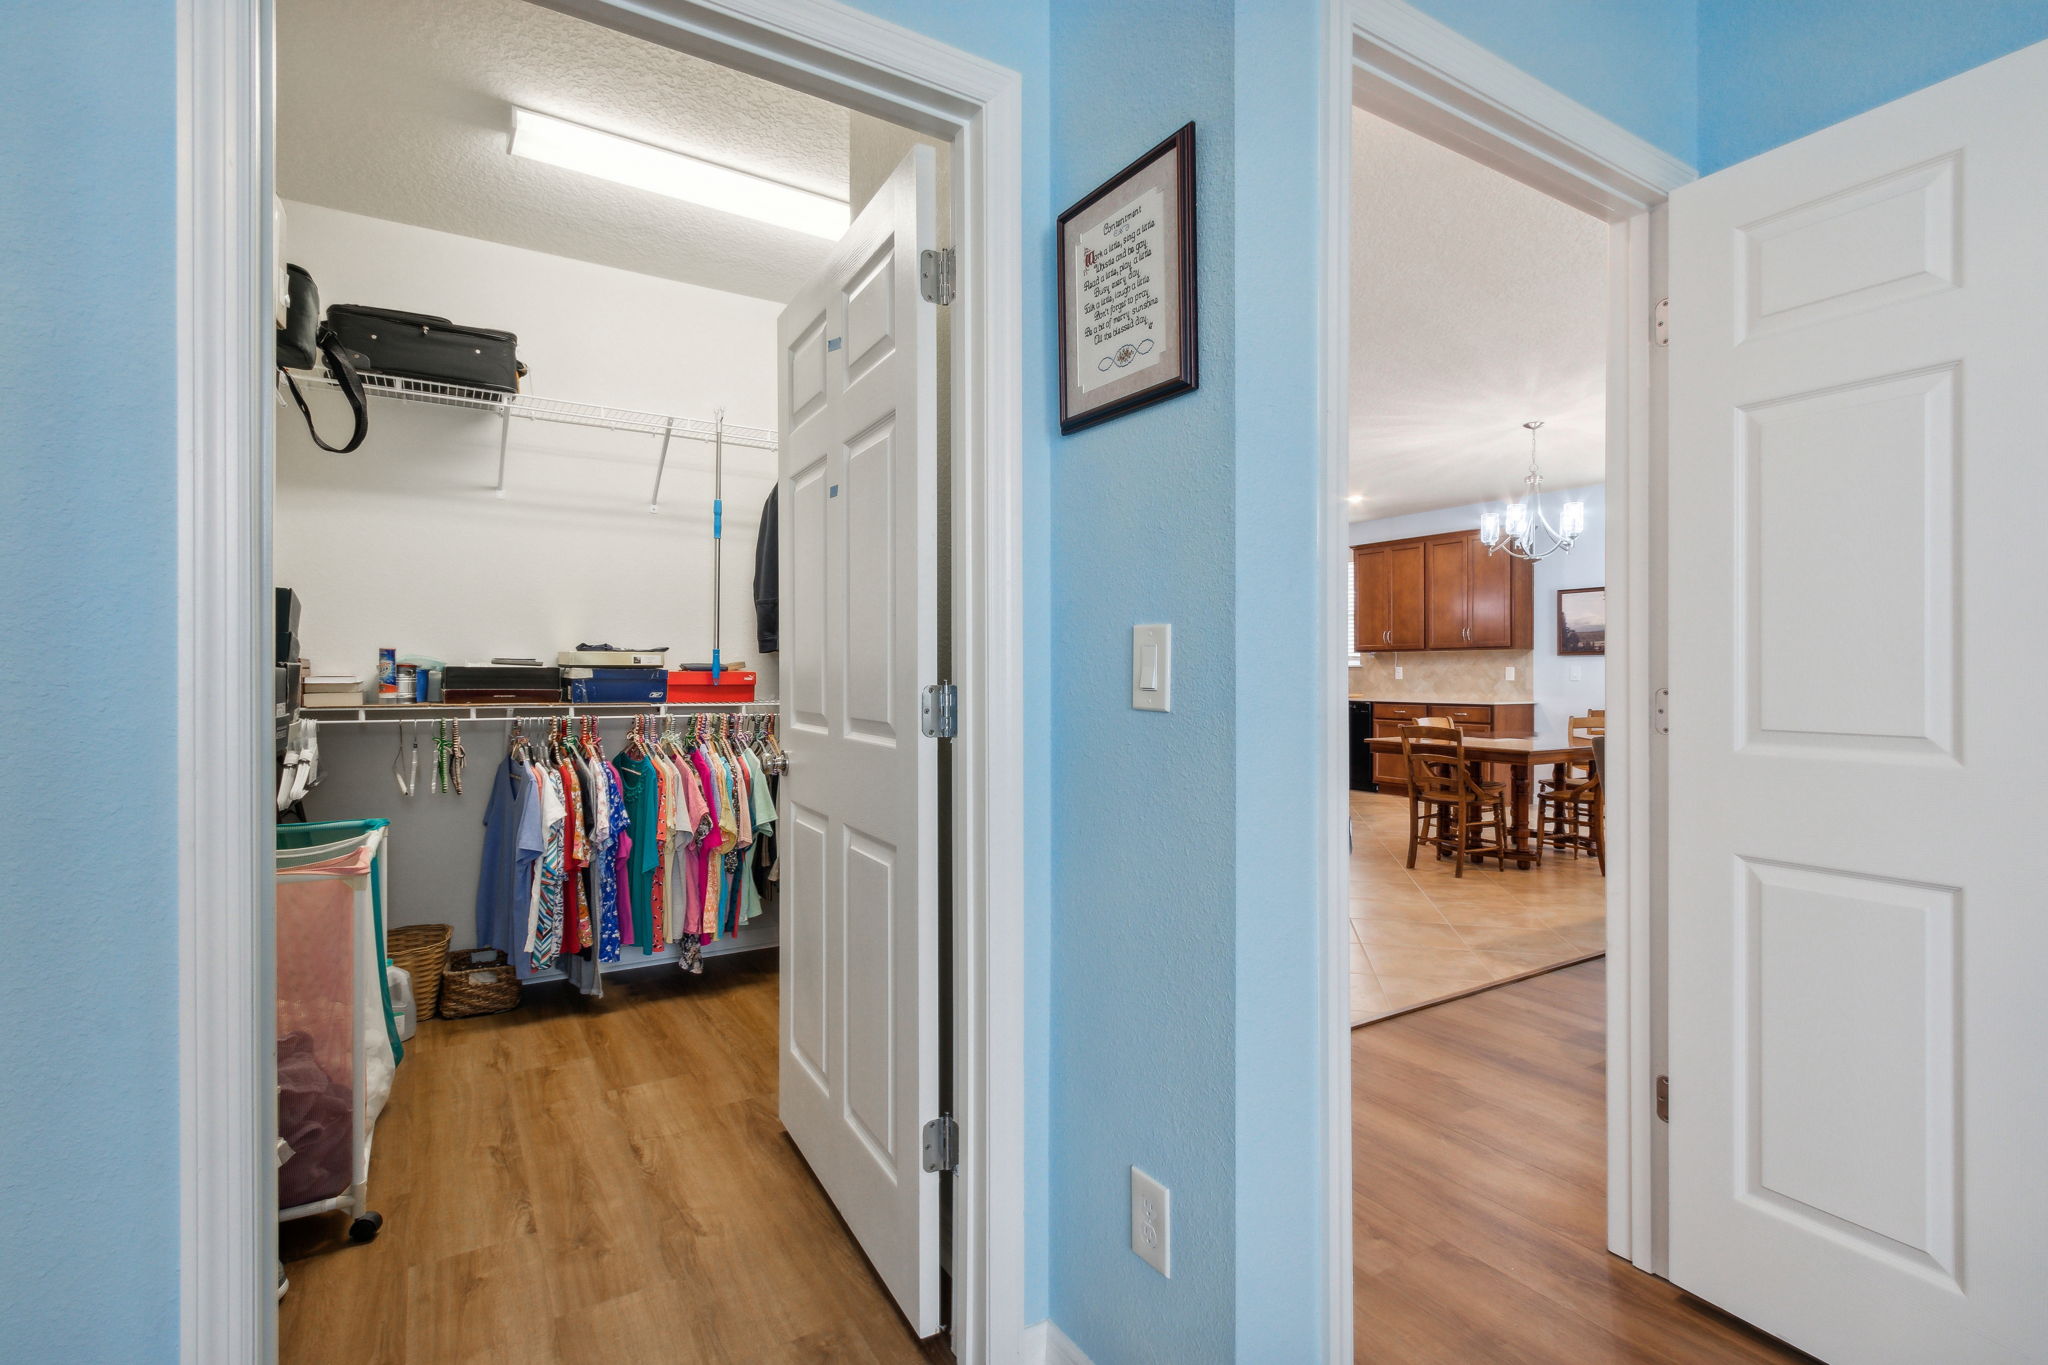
[300, 700, 779, 726]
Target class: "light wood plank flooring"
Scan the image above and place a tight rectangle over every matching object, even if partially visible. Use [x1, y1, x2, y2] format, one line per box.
[1351, 790, 1606, 1024]
[1353, 960, 1815, 1364]
[279, 952, 946, 1365]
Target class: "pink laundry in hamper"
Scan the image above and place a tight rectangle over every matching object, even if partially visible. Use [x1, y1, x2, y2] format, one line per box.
[276, 856, 361, 1209]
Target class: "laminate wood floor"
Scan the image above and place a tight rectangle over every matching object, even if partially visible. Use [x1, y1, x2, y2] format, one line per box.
[1351, 791, 1607, 1024]
[1352, 960, 1816, 1364]
[279, 952, 947, 1365]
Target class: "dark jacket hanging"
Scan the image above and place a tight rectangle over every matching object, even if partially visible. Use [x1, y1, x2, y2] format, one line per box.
[754, 487, 779, 653]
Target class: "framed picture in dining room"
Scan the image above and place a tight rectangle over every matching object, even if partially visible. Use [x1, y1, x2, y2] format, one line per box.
[1057, 122, 1198, 433]
[1557, 586, 1606, 655]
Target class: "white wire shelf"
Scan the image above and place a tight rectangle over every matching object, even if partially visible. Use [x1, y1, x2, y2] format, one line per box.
[283, 368, 775, 509]
[292, 369, 777, 447]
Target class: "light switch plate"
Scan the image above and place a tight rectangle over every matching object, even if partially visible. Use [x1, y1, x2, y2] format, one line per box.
[1568, 664, 1583, 683]
[1130, 1166, 1172, 1277]
[1132, 624, 1172, 712]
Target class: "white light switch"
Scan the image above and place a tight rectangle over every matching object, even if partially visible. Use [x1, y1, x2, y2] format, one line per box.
[1132, 624, 1172, 712]
[1130, 1166, 1172, 1277]
[1568, 664, 1583, 682]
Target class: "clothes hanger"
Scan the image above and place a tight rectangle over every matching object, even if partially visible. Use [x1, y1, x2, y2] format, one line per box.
[393, 720, 416, 796]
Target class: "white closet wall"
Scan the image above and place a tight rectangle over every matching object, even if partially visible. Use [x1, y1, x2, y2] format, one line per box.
[276, 200, 781, 690]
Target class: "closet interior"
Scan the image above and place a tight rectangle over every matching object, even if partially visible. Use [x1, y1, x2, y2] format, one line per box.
[269, 1, 950, 1360]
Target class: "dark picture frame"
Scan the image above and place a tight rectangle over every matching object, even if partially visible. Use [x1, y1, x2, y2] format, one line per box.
[1057, 122, 1198, 433]
[1557, 586, 1606, 655]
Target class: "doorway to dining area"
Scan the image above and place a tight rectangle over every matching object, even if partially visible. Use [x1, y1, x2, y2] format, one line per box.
[1344, 108, 1609, 1027]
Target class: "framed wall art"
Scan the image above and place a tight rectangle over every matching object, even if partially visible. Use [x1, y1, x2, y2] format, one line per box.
[1557, 586, 1606, 655]
[1057, 122, 1198, 433]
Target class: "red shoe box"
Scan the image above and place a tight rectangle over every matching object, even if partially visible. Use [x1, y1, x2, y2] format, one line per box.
[667, 669, 757, 702]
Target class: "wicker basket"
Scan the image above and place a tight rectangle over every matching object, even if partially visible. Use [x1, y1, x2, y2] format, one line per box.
[439, 947, 521, 1018]
[386, 923, 452, 1020]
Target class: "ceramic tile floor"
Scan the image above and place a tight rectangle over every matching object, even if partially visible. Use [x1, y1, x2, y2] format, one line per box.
[1350, 790, 1605, 1025]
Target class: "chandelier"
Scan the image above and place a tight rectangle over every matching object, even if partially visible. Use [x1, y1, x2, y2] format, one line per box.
[1479, 420, 1584, 561]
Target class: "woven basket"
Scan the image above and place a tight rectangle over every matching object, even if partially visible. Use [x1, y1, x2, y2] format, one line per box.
[386, 923, 452, 1020]
[439, 947, 521, 1019]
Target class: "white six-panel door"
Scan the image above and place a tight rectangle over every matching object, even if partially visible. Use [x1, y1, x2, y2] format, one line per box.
[1666, 40, 2048, 1364]
[775, 146, 941, 1336]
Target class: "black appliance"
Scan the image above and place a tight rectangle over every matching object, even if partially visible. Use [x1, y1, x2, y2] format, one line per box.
[1348, 699, 1377, 793]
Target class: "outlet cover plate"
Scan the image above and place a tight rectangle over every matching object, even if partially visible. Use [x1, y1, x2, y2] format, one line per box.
[1130, 1165, 1171, 1277]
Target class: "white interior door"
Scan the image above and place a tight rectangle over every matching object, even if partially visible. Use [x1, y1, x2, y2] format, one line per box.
[775, 146, 941, 1335]
[1667, 41, 2048, 1364]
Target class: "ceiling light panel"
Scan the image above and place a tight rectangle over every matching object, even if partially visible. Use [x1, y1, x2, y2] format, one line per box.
[509, 107, 849, 240]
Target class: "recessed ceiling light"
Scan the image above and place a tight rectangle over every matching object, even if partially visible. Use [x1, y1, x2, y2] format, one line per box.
[1347, 494, 1365, 505]
[509, 107, 850, 240]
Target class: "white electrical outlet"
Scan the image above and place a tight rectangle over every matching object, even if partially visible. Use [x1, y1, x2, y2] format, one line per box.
[1393, 665, 1404, 680]
[1505, 665, 1517, 682]
[1130, 1166, 1172, 1277]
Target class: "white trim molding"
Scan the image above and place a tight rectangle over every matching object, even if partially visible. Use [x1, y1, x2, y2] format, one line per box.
[1021, 1320, 1097, 1365]
[1332, 0, 1694, 1300]
[177, 0, 275, 1361]
[181, 2, 1028, 1363]
[1346, 0, 1694, 218]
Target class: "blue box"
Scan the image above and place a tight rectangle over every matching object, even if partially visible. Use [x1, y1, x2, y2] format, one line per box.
[563, 667, 666, 703]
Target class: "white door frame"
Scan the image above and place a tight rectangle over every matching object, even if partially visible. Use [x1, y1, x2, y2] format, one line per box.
[174, 1, 1028, 1361]
[1323, 0, 1695, 1292]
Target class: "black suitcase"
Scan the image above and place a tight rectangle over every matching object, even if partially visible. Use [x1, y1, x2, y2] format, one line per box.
[325, 305, 528, 395]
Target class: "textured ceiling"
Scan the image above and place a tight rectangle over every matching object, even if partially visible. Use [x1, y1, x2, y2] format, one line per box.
[1350, 109, 1608, 520]
[277, 0, 849, 302]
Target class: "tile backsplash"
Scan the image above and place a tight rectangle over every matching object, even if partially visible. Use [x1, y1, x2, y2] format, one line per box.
[1349, 649, 1534, 702]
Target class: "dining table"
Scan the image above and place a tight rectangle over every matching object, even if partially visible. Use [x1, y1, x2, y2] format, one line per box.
[1365, 728, 1595, 868]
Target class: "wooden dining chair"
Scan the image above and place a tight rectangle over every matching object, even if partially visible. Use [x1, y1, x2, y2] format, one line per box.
[1398, 722, 1512, 877]
[1539, 743, 1605, 874]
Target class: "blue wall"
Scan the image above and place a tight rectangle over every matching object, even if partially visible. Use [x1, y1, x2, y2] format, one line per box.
[1408, 0, 1699, 162]
[1698, 0, 2048, 172]
[0, 4, 183, 1361]
[1047, 0, 1240, 1357]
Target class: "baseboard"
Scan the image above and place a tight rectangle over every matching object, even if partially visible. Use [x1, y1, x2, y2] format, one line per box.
[1022, 1320, 1096, 1365]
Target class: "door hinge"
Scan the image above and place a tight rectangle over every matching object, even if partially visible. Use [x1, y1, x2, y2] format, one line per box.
[1656, 1074, 1671, 1122]
[922, 1114, 959, 1173]
[920, 247, 956, 306]
[1652, 297, 1670, 347]
[920, 681, 958, 739]
[1652, 686, 1670, 736]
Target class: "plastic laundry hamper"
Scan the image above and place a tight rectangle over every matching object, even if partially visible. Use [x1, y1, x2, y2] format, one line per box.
[275, 820, 404, 1243]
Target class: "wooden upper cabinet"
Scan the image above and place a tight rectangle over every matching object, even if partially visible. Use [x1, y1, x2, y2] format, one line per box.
[1354, 545, 1389, 652]
[1385, 542, 1426, 649]
[1424, 535, 1471, 649]
[1352, 543, 1427, 651]
[1356, 528, 1531, 652]
[1465, 535, 1518, 647]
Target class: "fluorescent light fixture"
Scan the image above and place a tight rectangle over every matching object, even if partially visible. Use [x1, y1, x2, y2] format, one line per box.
[509, 107, 849, 240]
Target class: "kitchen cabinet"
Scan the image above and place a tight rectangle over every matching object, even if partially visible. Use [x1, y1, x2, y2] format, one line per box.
[1352, 528, 1530, 652]
[1367, 701, 1535, 795]
[1352, 542, 1426, 652]
[1424, 530, 1530, 650]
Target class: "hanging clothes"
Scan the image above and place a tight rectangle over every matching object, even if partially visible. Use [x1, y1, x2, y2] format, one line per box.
[754, 486, 778, 653]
